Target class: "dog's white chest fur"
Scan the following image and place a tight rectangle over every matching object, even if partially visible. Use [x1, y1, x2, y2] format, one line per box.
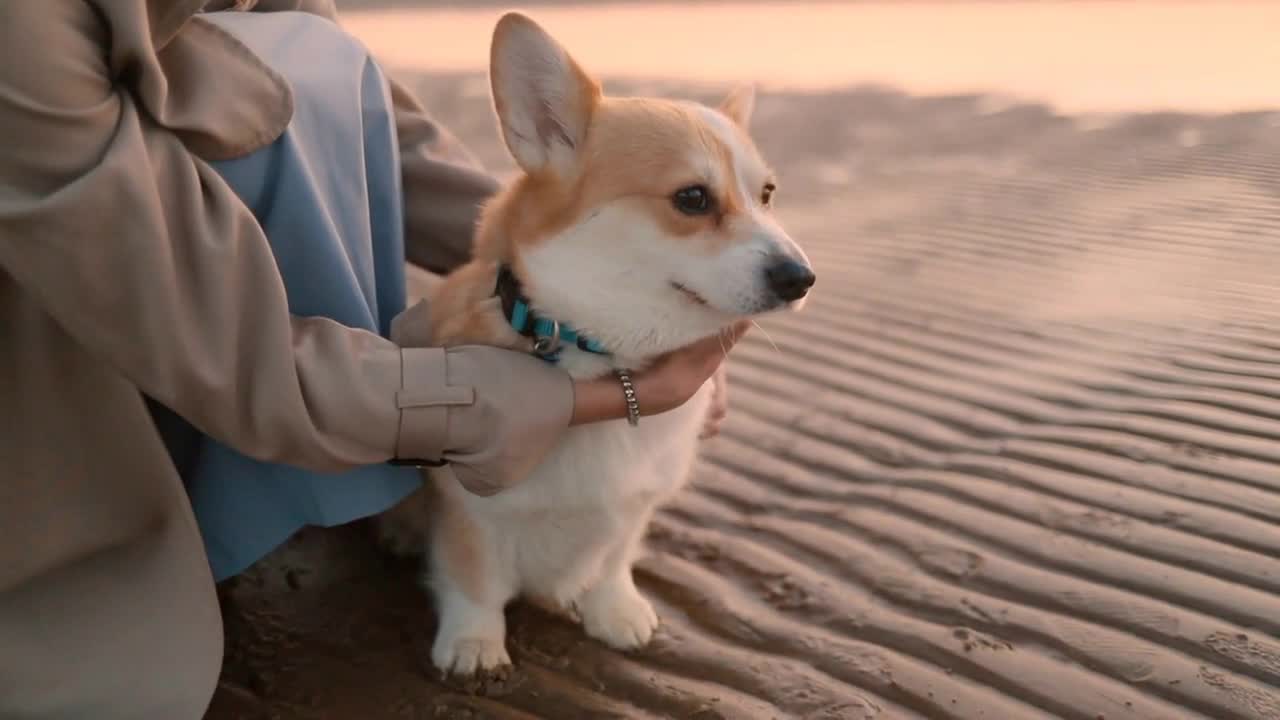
[422, 365, 712, 674]
[482, 380, 709, 516]
[457, 378, 708, 586]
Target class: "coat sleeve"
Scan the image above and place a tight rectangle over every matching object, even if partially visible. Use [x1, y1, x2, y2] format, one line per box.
[0, 1, 570, 495]
[388, 78, 502, 274]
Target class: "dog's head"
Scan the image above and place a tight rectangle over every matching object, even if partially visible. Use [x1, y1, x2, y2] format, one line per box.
[487, 13, 814, 360]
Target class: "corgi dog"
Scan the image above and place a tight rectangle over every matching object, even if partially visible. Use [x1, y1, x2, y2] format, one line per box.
[377, 12, 814, 676]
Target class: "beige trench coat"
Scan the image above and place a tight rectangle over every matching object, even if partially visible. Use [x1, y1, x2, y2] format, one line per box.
[0, 1, 576, 717]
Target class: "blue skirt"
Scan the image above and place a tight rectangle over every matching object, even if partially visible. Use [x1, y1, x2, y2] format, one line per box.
[166, 12, 424, 581]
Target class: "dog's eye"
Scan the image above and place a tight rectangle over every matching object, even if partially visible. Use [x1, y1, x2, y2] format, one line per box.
[761, 183, 777, 206]
[672, 185, 712, 215]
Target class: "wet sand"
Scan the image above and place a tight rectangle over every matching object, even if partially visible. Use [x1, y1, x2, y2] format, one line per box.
[208, 4, 1280, 719]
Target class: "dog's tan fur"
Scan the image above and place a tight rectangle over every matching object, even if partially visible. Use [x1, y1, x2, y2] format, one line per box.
[423, 91, 775, 354]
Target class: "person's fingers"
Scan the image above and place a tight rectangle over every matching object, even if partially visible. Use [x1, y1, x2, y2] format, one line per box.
[717, 320, 752, 359]
[662, 321, 752, 363]
[700, 408, 726, 437]
[710, 366, 729, 409]
[721, 320, 752, 348]
[697, 321, 752, 358]
[699, 321, 749, 355]
[698, 361, 730, 440]
[675, 321, 745, 381]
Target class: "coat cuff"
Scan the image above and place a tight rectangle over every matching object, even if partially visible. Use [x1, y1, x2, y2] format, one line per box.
[392, 345, 575, 495]
[393, 347, 472, 466]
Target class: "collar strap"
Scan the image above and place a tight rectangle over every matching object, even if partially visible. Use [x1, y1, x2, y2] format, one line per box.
[495, 266, 609, 361]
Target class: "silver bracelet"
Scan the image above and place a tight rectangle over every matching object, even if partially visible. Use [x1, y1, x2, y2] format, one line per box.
[615, 369, 640, 426]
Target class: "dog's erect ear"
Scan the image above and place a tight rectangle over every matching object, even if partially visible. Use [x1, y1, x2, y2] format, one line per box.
[719, 83, 756, 129]
[490, 13, 600, 177]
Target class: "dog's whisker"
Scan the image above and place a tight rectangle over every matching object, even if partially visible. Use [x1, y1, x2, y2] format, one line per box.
[751, 320, 781, 353]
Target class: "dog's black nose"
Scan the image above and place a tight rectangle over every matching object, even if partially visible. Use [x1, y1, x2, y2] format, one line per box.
[765, 258, 815, 302]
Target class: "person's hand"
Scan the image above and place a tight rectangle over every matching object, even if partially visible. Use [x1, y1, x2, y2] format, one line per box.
[699, 363, 730, 439]
[570, 322, 750, 427]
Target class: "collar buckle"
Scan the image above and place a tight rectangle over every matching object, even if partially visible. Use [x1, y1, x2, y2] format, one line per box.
[531, 319, 562, 357]
[497, 265, 607, 362]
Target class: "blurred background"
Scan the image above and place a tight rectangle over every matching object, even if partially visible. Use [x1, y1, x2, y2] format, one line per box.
[210, 3, 1280, 719]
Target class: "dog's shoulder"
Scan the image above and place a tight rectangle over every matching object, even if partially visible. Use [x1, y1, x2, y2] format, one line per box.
[429, 260, 529, 352]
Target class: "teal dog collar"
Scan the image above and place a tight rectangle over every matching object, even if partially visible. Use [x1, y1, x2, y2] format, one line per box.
[495, 266, 609, 362]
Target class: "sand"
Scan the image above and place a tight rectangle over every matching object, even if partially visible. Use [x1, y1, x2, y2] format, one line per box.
[206, 5, 1280, 719]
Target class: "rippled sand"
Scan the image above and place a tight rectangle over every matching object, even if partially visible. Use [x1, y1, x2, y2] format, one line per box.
[207, 4, 1280, 718]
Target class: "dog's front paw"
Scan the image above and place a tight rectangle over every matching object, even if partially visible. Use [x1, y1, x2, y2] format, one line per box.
[580, 580, 659, 650]
[432, 629, 511, 677]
